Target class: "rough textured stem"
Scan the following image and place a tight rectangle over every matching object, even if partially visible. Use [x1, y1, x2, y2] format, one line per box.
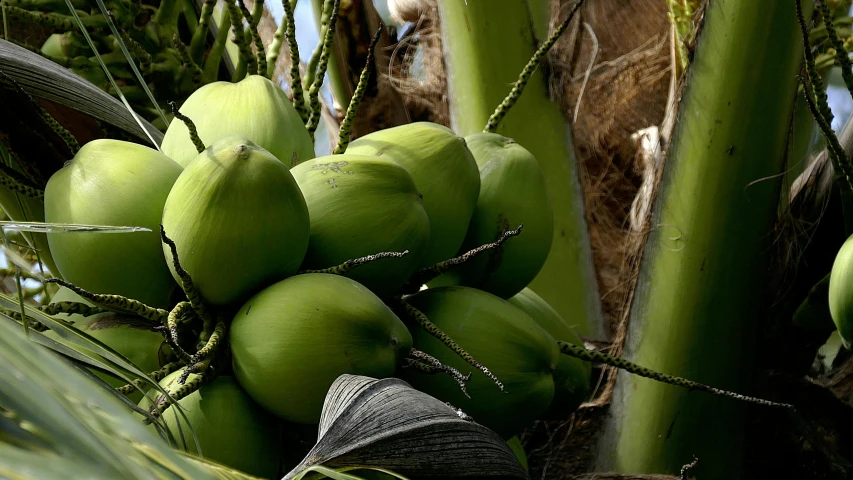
[396, 299, 504, 393]
[305, 0, 341, 136]
[40, 302, 105, 317]
[438, 0, 603, 337]
[298, 250, 408, 275]
[278, 0, 307, 122]
[167, 103, 205, 153]
[484, 0, 584, 133]
[596, 1, 811, 477]
[172, 34, 203, 86]
[816, 0, 853, 100]
[43, 279, 167, 324]
[145, 371, 207, 422]
[405, 348, 471, 398]
[165, 301, 195, 363]
[309, 0, 352, 113]
[796, 0, 853, 192]
[0, 164, 43, 198]
[223, 0, 250, 81]
[558, 342, 793, 410]
[403, 225, 523, 293]
[334, 25, 381, 155]
[247, 0, 266, 75]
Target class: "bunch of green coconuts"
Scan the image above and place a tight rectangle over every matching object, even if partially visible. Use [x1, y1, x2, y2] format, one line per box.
[37, 70, 592, 477]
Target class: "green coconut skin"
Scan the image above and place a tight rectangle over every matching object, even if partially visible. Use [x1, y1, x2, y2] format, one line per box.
[508, 288, 590, 418]
[431, 132, 554, 299]
[829, 234, 853, 349]
[290, 154, 430, 298]
[140, 373, 283, 479]
[45, 139, 183, 308]
[400, 286, 558, 439]
[229, 273, 413, 424]
[161, 136, 310, 306]
[161, 75, 315, 167]
[42, 287, 169, 403]
[346, 122, 480, 267]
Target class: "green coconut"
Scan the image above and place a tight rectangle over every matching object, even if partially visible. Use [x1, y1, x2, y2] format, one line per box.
[140, 373, 283, 479]
[345, 122, 480, 267]
[431, 132, 553, 299]
[290, 155, 430, 298]
[399, 286, 558, 438]
[508, 288, 590, 418]
[160, 74, 315, 167]
[42, 287, 169, 403]
[44, 139, 183, 308]
[829, 234, 853, 348]
[161, 135, 310, 306]
[229, 273, 413, 424]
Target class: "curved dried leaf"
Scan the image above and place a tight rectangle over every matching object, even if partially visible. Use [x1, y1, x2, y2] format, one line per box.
[285, 375, 530, 480]
[0, 40, 162, 145]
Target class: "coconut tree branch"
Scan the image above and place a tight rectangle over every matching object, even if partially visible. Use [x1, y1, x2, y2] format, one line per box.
[167, 102, 206, 154]
[43, 279, 167, 324]
[483, 0, 584, 133]
[402, 225, 523, 293]
[394, 299, 505, 393]
[305, 0, 341, 136]
[334, 25, 381, 155]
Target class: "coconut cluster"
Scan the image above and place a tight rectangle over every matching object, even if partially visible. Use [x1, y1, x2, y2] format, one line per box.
[39, 74, 590, 476]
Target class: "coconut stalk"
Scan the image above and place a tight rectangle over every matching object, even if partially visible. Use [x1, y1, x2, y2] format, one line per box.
[596, 1, 811, 478]
[310, 0, 353, 115]
[436, 0, 603, 338]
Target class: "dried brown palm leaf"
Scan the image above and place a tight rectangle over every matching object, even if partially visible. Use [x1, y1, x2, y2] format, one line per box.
[284, 374, 529, 480]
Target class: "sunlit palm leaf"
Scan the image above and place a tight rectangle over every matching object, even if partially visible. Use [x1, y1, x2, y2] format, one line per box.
[0, 315, 216, 479]
[0, 292, 197, 445]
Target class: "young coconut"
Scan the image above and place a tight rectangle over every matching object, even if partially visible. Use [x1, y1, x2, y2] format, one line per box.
[290, 155, 430, 298]
[160, 75, 315, 167]
[161, 135, 310, 307]
[430, 133, 553, 299]
[44, 139, 183, 308]
[139, 373, 283, 479]
[345, 122, 480, 267]
[508, 288, 590, 418]
[829, 234, 853, 348]
[41, 286, 170, 403]
[229, 273, 413, 424]
[399, 286, 559, 439]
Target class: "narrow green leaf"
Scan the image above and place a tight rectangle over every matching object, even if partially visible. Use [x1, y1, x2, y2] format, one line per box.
[0, 220, 152, 234]
[0, 315, 215, 479]
[62, 0, 163, 150]
[92, 0, 168, 126]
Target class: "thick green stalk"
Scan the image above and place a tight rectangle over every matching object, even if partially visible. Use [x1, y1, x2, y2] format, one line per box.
[437, 0, 603, 337]
[596, 1, 810, 478]
[202, 4, 233, 83]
